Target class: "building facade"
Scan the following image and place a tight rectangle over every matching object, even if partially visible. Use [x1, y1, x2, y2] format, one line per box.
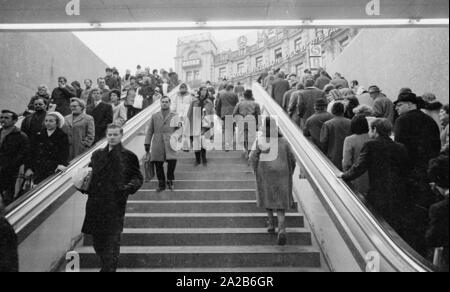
[175, 28, 359, 88]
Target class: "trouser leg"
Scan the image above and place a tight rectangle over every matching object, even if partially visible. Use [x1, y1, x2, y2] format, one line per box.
[195, 151, 201, 164]
[201, 149, 207, 164]
[93, 234, 121, 273]
[166, 160, 177, 182]
[154, 162, 166, 188]
[0, 175, 17, 206]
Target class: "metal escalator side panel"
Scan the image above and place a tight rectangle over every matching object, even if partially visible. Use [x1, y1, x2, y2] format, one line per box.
[251, 82, 432, 272]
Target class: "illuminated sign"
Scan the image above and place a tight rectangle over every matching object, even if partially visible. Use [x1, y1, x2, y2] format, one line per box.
[182, 59, 201, 68]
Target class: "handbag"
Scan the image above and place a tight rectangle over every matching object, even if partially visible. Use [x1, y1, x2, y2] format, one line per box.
[72, 167, 93, 194]
[143, 153, 155, 182]
[133, 90, 144, 109]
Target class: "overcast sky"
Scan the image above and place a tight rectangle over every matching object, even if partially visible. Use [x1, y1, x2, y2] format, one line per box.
[74, 30, 256, 74]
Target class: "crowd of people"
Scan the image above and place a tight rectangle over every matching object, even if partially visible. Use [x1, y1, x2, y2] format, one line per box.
[1, 62, 449, 272]
[257, 67, 448, 271]
[0, 66, 180, 208]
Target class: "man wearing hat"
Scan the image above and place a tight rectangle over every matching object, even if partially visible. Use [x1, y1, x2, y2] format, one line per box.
[394, 91, 442, 254]
[304, 99, 333, 152]
[369, 85, 395, 124]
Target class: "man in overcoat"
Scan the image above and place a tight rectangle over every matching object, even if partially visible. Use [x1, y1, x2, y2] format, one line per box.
[82, 124, 143, 272]
[145, 96, 180, 192]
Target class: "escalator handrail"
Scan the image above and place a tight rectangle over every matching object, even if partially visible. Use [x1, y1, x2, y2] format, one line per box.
[6, 85, 181, 235]
[252, 82, 433, 272]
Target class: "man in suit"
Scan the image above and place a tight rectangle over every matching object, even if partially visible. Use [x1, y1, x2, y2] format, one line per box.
[82, 124, 143, 272]
[271, 72, 290, 107]
[297, 78, 327, 130]
[304, 99, 333, 153]
[341, 118, 410, 235]
[89, 88, 113, 144]
[145, 96, 180, 192]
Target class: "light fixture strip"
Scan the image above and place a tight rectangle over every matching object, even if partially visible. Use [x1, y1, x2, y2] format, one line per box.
[0, 19, 448, 30]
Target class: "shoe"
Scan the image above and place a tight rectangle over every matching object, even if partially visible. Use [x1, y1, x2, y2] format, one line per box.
[277, 231, 287, 246]
[156, 186, 166, 193]
[167, 181, 174, 191]
[202, 161, 208, 167]
[267, 226, 276, 234]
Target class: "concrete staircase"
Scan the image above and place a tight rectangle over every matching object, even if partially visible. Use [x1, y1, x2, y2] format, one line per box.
[77, 151, 325, 272]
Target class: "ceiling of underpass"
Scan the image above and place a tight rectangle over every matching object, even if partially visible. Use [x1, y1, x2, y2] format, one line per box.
[0, 0, 448, 24]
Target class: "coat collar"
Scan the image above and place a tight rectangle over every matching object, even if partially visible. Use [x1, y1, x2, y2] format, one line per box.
[157, 111, 175, 123]
[102, 143, 125, 153]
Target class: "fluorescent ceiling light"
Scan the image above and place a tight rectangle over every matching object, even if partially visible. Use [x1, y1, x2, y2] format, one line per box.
[0, 19, 448, 31]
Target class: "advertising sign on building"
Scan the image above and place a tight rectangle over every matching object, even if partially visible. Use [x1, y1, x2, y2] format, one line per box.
[309, 56, 323, 69]
[182, 59, 201, 68]
[309, 45, 322, 57]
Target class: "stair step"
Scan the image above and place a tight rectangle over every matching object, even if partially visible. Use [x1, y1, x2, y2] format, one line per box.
[133, 190, 256, 201]
[83, 228, 312, 246]
[126, 201, 299, 214]
[176, 164, 251, 172]
[77, 246, 322, 269]
[143, 180, 256, 190]
[177, 151, 245, 159]
[124, 213, 304, 229]
[156, 172, 254, 180]
[177, 157, 247, 164]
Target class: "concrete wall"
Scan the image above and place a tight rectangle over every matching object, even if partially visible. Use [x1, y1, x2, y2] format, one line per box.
[0, 32, 108, 113]
[326, 28, 449, 104]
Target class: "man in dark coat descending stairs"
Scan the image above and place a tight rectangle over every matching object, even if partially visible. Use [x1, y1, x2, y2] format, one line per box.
[82, 124, 143, 272]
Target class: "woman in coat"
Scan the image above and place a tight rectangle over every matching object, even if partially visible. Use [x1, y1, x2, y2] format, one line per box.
[110, 90, 128, 127]
[342, 115, 371, 195]
[187, 87, 215, 166]
[25, 112, 70, 185]
[64, 98, 95, 161]
[249, 117, 296, 246]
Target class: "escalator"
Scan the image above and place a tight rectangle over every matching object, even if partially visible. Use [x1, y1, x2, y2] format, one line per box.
[5, 83, 435, 272]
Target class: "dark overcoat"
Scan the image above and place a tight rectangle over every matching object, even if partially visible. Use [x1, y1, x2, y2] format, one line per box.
[82, 144, 143, 235]
[27, 127, 69, 184]
[90, 102, 113, 143]
[51, 86, 77, 116]
[342, 136, 410, 232]
[0, 217, 18, 272]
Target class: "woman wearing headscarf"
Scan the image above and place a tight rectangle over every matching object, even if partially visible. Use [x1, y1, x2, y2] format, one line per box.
[187, 87, 215, 166]
[25, 112, 70, 184]
[64, 98, 95, 161]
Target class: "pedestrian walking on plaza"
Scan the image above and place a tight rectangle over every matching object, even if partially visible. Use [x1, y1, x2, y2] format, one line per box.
[187, 87, 215, 166]
[82, 124, 143, 273]
[304, 99, 333, 153]
[50, 77, 77, 116]
[249, 117, 296, 246]
[89, 88, 113, 144]
[320, 102, 351, 170]
[297, 78, 326, 130]
[369, 85, 395, 124]
[145, 96, 180, 192]
[341, 118, 410, 236]
[64, 98, 95, 161]
[342, 115, 371, 195]
[0, 199, 18, 272]
[25, 112, 69, 185]
[0, 110, 30, 206]
[271, 72, 290, 107]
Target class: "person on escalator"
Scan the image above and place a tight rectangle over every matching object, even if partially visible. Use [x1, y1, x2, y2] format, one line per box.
[89, 88, 113, 144]
[0, 197, 18, 272]
[25, 112, 69, 185]
[82, 124, 143, 273]
[145, 96, 180, 192]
